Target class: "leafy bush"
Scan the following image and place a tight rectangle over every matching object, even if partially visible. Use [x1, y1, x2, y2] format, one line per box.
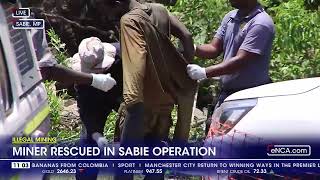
[170, 0, 320, 103]
[169, 0, 231, 109]
[104, 111, 118, 142]
[45, 81, 64, 128]
[46, 29, 72, 140]
[45, 80, 71, 141]
[268, 0, 320, 81]
[169, 106, 206, 142]
[47, 28, 70, 67]
[169, 0, 231, 68]
[169, 0, 230, 45]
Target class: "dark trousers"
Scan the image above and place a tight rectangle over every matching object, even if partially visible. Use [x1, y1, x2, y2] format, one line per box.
[76, 57, 122, 142]
[75, 58, 122, 180]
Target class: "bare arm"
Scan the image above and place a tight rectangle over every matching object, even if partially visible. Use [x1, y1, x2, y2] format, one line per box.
[205, 24, 274, 77]
[40, 64, 93, 86]
[169, 15, 194, 62]
[195, 37, 223, 59]
[205, 50, 260, 77]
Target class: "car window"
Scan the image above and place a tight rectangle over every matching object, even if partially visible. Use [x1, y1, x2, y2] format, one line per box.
[3, 3, 41, 95]
[0, 40, 13, 113]
[4, 3, 34, 76]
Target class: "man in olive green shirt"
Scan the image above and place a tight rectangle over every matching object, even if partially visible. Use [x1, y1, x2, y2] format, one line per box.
[95, 0, 197, 147]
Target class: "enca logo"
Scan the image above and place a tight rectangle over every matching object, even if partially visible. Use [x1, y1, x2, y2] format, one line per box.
[267, 145, 311, 157]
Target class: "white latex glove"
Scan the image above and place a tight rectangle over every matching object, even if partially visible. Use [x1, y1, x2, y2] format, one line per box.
[92, 132, 108, 149]
[187, 64, 207, 80]
[91, 73, 116, 92]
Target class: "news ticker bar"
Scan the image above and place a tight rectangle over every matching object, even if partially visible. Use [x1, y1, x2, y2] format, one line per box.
[3, 159, 320, 175]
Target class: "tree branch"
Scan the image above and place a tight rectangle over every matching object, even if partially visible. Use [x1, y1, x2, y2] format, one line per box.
[30, 7, 119, 41]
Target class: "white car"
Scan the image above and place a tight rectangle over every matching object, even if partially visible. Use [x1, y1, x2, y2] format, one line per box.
[205, 77, 320, 145]
[201, 78, 320, 179]
[0, 2, 50, 143]
[0, 3, 50, 180]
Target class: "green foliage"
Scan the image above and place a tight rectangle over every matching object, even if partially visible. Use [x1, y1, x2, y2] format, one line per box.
[47, 28, 70, 67]
[189, 125, 205, 142]
[260, 0, 287, 8]
[168, 0, 320, 143]
[45, 86, 79, 142]
[169, 106, 206, 141]
[169, 105, 178, 140]
[104, 111, 118, 142]
[46, 28, 73, 141]
[304, 0, 320, 10]
[169, 0, 231, 109]
[170, 0, 320, 86]
[49, 128, 80, 143]
[169, 0, 230, 44]
[45, 81, 71, 142]
[45, 81, 65, 128]
[169, 0, 231, 67]
[268, 0, 320, 81]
